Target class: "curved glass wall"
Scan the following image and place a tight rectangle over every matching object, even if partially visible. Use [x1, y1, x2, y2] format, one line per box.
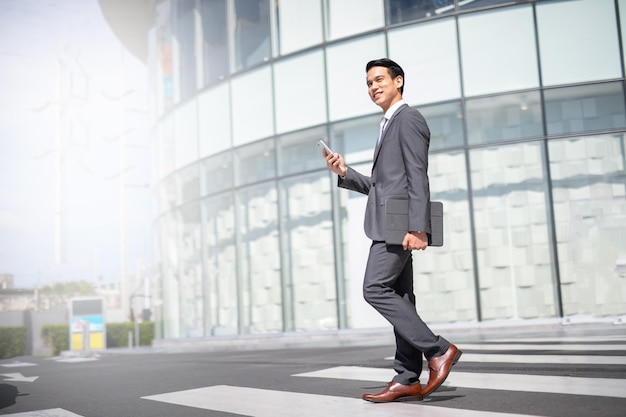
[150, 0, 626, 339]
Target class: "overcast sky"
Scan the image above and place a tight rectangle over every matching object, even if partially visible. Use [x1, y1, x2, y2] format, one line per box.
[0, 0, 153, 288]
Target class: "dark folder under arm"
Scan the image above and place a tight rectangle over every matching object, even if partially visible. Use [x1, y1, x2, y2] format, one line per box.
[385, 199, 443, 247]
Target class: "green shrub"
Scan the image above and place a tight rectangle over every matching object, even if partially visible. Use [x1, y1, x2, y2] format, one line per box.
[106, 322, 154, 347]
[41, 324, 69, 355]
[0, 326, 28, 359]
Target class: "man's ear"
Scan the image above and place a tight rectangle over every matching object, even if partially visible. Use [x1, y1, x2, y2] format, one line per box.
[395, 75, 404, 91]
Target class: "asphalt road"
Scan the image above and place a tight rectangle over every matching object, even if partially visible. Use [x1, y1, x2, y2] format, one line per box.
[1, 323, 626, 417]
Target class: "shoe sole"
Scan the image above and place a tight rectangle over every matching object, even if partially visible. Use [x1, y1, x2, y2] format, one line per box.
[363, 395, 424, 403]
[422, 349, 463, 399]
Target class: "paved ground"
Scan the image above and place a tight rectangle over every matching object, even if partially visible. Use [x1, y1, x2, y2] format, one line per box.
[1, 321, 625, 417]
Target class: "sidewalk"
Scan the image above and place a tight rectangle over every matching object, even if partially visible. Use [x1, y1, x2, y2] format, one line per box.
[74, 315, 626, 357]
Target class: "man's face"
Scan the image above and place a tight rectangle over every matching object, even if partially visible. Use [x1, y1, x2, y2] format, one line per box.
[367, 66, 403, 111]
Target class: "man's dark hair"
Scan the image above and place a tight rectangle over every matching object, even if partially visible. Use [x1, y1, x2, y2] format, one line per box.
[366, 58, 404, 94]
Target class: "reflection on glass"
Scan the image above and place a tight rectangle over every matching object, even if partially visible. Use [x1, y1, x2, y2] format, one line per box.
[158, 115, 175, 180]
[326, 34, 387, 121]
[417, 151, 477, 323]
[231, 67, 274, 145]
[177, 203, 203, 337]
[386, 0, 454, 24]
[470, 143, 556, 320]
[419, 101, 464, 150]
[200, 0, 229, 85]
[279, 173, 337, 331]
[537, 0, 621, 86]
[549, 134, 626, 317]
[176, 164, 200, 205]
[459, 5, 538, 96]
[544, 82, 626, 136]
[234, 139, 276, 186]
[161, 212, 180, 337]
[278, 0, 323, 55]
[203, 193, 238, 336]
[237, 183, 282, 333]
[458, 0, 524, 12]
[466, 91, 543, 145]
[388, 17, 461, 105]
[277, 127, 329, 177]
[274, 50, 327, 134]
[175, 0, 196, 100]
[234, 0, 271, 71]
[202, 151, 233, 196]
[326, 0, 384, 40]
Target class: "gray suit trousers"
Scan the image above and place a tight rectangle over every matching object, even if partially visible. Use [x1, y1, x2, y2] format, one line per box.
[363, 241, 450, 385]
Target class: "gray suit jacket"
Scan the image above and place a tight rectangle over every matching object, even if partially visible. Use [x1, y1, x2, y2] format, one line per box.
[338, 104, 431, 242]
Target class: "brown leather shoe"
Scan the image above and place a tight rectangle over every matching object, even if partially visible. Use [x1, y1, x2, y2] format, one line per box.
[362, 381, 423, 403]
[422, 343, 462, 398]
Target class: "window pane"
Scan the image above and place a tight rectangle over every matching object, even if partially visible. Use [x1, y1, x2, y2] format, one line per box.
[620, 0, 626, 71]
[177, 202, 203, 337]
[537, 0, 621, 86]
[326, 35, 387, 121]
[234, 138, 276, 186]
[199, 0, 229, 85]
[278, 0, 323, 55]
[160, 212, 180, 337]
[386, 0, 454, 25]
[176, 164, 200, 205]
[326, 0, 384, 41]
[389, 18, 461, 105]
[277, 126, 329, 177]
[549, 134, 626, 317]
[174, 99, 198, 169]
[279, 172, 337, 331]
[158, 115, 175, 179]
[466, 91, 543, 145]
[201, 151, 233, 196]
[233, 0, 271, 71]
[198, 83, 232, 158]
[419, 101, 464, 150]
[274, 51, 327, 134]
[236, 183, 282, 333]
[203, 193, 238, 336]
[459, 5, 539, 96]
[231, 67, 274, 145]
[544, 82, 626, 136]
[174, 0, 196, 100]
[418, 151, 477, 323]
[470, 143, 557, 320]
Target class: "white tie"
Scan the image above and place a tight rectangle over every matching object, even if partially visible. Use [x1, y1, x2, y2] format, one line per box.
[377, 117, 388, 146]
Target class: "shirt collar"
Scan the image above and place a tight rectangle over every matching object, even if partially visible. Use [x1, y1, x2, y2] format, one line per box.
[383, 99, 406, 121]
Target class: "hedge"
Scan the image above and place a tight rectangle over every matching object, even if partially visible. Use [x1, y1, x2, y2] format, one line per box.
[41, 322, 154, 355]
[0, 326, 28, 359]
[41, 324, 70, 355]
[106, 322, 154, 347]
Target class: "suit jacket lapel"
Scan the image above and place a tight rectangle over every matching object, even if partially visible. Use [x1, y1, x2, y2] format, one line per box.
[372, 103, 408, 169]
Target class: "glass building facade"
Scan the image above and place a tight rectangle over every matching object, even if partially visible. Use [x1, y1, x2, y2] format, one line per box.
[148, 0, 626, 339]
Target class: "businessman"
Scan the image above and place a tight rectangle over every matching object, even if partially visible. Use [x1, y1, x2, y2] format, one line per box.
[323, 58, 461, 402]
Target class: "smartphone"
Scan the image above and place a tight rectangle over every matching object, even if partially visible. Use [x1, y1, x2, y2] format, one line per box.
[317, 139, 333, 155]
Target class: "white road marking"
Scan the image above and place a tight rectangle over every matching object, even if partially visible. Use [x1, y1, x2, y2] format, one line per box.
[1, 372, 39, 382]
[2, 409, 84, 417]
[293, 366, 626, 399]
[384, 353, 626, 365]
[142, 385, 548, 417]
[55, 357, 99, 363]
[0, 362, 37, 368]
[458, 343, 626, 352]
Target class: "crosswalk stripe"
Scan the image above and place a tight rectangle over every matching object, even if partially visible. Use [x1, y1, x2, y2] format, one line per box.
[2, 409, 84, 417]
[142, 385, 548, 417]
[489, 336, 626, 343]
[293, 366, 626, 399]
[458, 343, 626, 351]
[384, 353, 626, 365]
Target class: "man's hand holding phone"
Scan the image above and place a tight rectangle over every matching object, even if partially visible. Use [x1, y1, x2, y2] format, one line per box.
[318, 139, 347, 177]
